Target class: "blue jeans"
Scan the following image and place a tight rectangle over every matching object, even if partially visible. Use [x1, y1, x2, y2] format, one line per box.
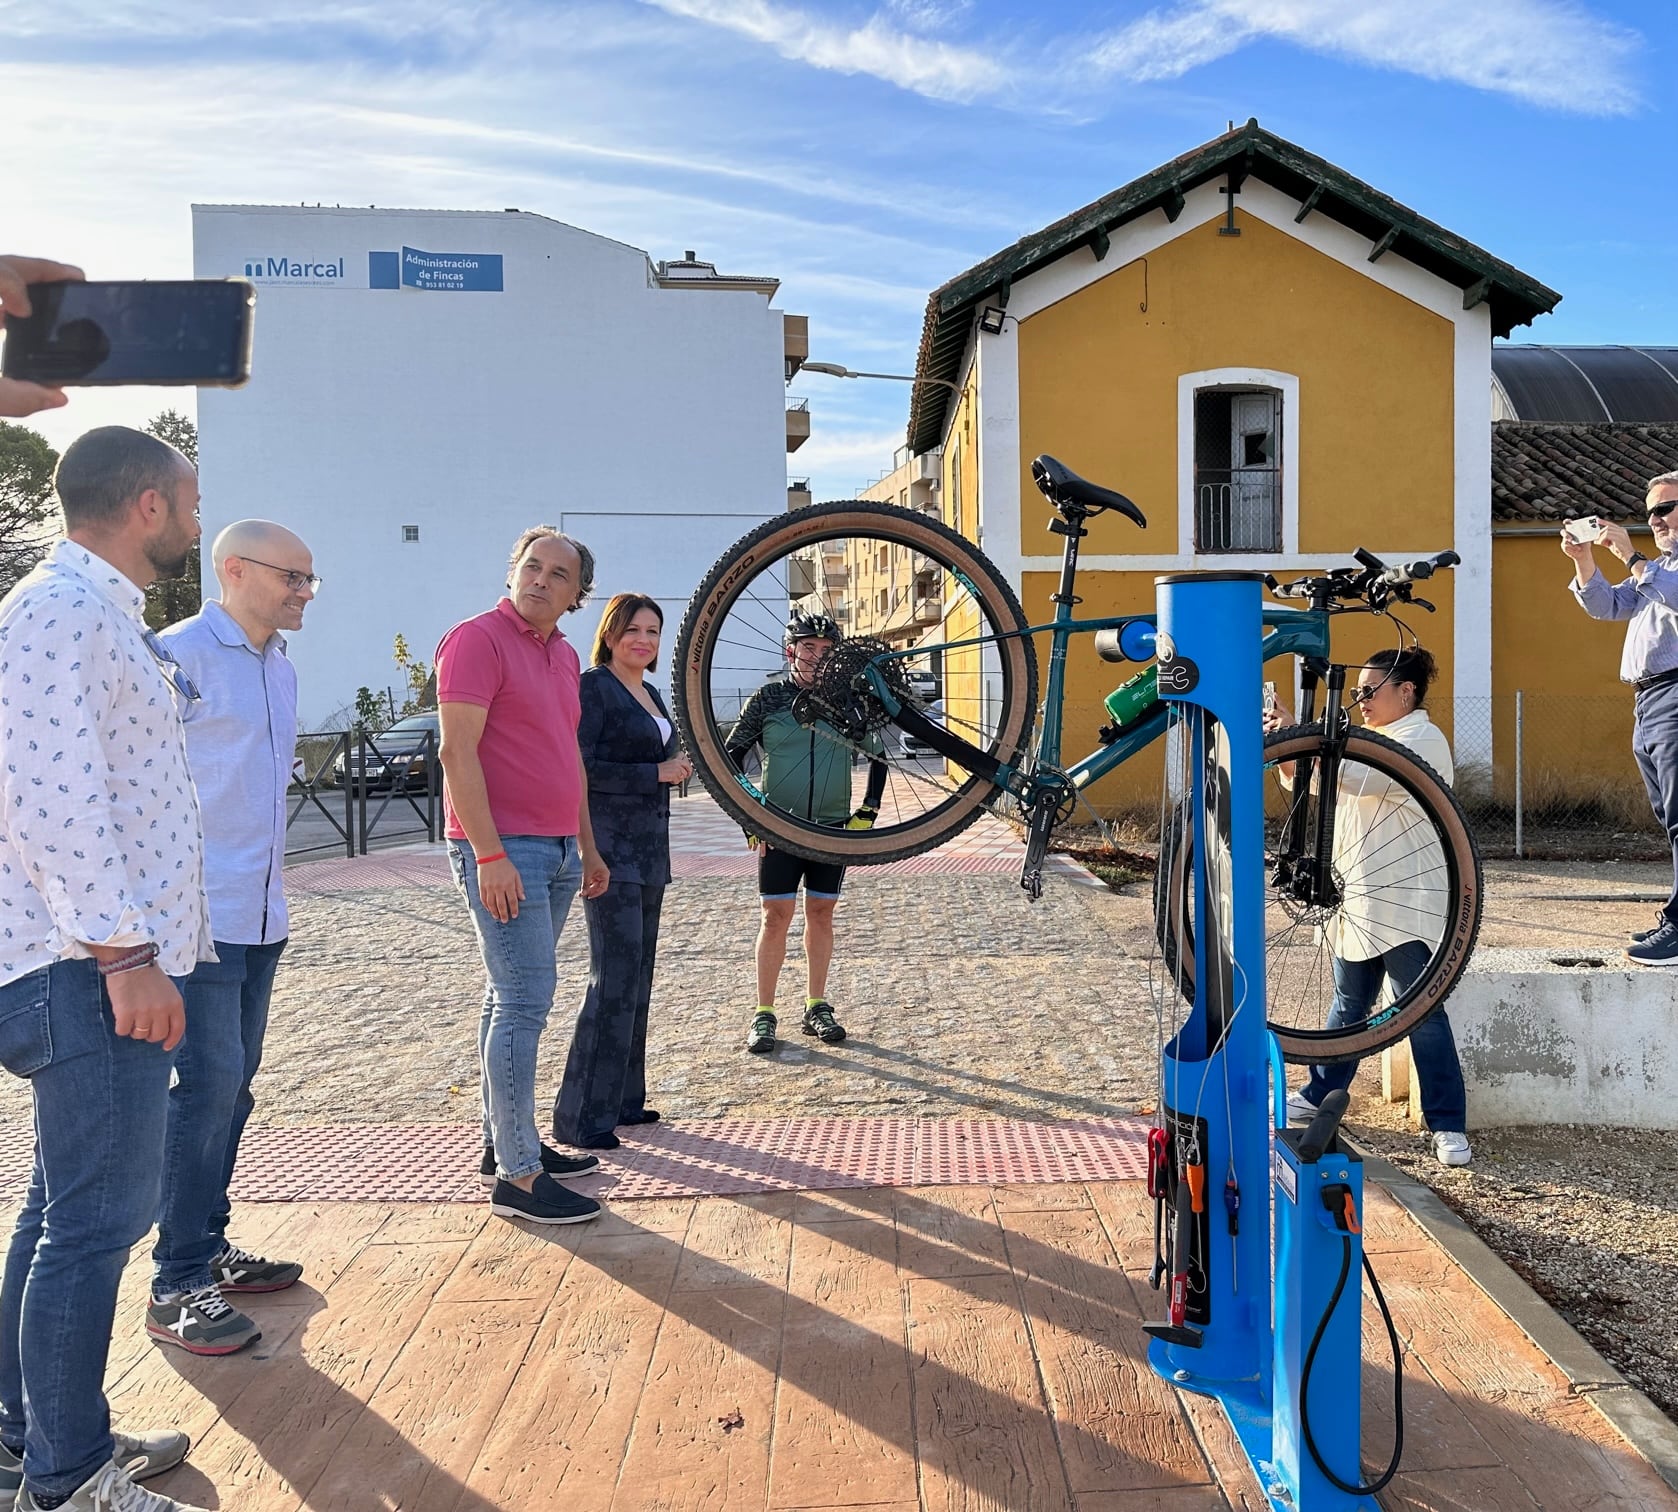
[1633, 680, 1678, 919]
[1301, 940, 1468, 1133]
[448, 836, 581, 1180]
[152, 939, 287, 1296]
[0, 959, 178, 1499]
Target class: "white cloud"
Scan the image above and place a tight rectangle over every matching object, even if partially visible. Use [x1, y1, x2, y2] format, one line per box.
[1247, 0, 1638, 113]
[641, 0, 1641, 116]
[638, 0, 1011, 102]
[885, 0, 973, 33]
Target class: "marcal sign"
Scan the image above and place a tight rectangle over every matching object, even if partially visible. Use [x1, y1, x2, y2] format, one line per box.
[242, 256, 347, 285]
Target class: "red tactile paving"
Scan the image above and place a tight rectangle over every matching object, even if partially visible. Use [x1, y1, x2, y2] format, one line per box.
[0, 1117, 1149, 1204]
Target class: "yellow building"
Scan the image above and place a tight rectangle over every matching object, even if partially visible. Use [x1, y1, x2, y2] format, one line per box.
[907, 119, 1559, 812]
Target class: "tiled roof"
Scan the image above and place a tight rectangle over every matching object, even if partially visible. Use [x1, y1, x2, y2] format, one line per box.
[908, 118, 1561, 455]
[1491, 422, 1678, 523]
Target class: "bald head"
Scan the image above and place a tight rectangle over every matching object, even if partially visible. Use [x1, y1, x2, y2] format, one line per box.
[213, 519, 317, 643]
[212, 520, 309, 583]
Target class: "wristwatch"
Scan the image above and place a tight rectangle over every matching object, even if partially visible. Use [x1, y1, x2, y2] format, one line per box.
[1628, 551, 1649, 568]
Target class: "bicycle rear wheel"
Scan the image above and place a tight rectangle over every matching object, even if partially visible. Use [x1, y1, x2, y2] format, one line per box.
[1155, 722, 1482, 1064]
[673, 500, 1038, 864]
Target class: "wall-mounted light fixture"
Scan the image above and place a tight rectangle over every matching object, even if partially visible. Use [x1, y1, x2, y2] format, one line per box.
[978, 306, 1008, 335]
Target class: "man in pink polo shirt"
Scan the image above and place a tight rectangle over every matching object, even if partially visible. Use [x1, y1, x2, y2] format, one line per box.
[437, 526, 611, 1226]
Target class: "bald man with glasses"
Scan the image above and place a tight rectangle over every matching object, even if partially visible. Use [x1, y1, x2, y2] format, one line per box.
[146, 521, 317, 1357]
[1567, 469, 1678, 965]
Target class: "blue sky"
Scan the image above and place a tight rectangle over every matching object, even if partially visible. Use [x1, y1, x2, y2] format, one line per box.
[5, 0, 1673, 500]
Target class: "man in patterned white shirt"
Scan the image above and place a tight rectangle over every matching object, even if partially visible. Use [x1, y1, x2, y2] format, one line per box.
[0, 421, 216, 1512]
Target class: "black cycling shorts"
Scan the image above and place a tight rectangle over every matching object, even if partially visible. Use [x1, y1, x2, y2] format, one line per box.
[758, 846, 846, 899]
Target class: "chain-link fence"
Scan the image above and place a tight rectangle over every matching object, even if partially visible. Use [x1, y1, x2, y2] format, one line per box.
[1433, 694, 1661, 860]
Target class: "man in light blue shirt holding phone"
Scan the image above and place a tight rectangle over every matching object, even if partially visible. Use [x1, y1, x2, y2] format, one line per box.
[148, 521, 317, 1355]
[1567, 469, 1678, 965]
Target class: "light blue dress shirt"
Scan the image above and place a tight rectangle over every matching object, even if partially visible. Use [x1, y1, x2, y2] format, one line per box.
[1571, 552, 1678, 684]
[160, 601, 298, 944]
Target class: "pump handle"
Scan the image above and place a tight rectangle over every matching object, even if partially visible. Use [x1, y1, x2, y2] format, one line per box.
[1295, 1089, 1351, 1164]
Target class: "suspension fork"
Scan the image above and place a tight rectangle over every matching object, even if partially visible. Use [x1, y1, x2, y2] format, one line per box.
[1277, 659, 1348, 905]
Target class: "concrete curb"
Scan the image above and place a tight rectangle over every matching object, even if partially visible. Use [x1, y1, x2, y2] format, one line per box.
[1355, 1142, 1678, 1495]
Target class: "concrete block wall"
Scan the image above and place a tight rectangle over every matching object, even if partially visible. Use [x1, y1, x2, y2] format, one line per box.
[1385, 948, 1677, 1129]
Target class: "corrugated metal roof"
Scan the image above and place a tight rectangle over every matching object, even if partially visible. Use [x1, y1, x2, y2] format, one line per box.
[1492, 346, 1678, 422]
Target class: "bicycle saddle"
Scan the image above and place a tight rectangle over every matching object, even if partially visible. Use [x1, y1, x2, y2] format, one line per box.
[1031, 455, 1147, 527]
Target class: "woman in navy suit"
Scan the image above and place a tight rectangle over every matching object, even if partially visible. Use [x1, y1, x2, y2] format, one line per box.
[553, 594, 693, 1149]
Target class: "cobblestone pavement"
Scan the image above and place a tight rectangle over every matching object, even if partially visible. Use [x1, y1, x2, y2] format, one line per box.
[0, 794, 1167, 1128]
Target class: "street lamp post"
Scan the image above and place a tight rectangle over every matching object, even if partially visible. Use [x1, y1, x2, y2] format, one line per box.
[801, 361, 961, 393]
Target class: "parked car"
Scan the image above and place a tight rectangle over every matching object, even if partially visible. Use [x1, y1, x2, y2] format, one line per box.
[327, 711, 442, 793]
[900, 697, 945, 757]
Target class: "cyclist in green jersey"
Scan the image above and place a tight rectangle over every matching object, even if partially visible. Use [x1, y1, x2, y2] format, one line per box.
[725, 613, 887, 1054]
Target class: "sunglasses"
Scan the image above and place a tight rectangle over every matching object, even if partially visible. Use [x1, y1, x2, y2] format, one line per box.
[141, 629, 201, 703]
[1648, 501, 1678, 523]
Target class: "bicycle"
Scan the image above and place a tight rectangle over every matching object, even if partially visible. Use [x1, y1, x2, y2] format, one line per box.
[674, 454, 1483, 1064]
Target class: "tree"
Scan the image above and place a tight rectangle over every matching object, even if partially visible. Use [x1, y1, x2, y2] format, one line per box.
[143, 409, 202, 629]
[0, 422, 59, 597]
[392, 634, 435, 716]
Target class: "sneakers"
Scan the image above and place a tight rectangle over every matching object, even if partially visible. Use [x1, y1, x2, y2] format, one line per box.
[489, 1173, 603, 1226]
[15, 1456, 209, 1511]
[0, 1431, 190, 1498]
[746, 1011, 777, 1054]
[478, 1143, 601, 1189]
[1285, 1090, 1319, 1126]
[1627, 917, 1678, 966]
[802, 1002, 846, 1044]
[211, 1243, 302, 1294]
[1434, 1131, 1473, 1167]
[145, 1285, 261, 1356]
[1632, 912, 1668, 944]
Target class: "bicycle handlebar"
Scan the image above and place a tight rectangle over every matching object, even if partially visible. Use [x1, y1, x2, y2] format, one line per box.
[1263, 549, 1460, 610]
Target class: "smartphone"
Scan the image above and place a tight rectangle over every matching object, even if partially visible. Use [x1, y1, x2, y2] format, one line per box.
[1562, 517, 1603, 545]
[1, 280, 255, 387]
[1263, 681, 1279, 714]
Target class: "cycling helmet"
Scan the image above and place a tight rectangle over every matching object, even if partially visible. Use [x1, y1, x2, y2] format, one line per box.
[784, 611, 842, 648]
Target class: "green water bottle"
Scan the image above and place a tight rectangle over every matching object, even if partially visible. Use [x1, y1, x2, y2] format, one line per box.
[1103, 665, 1158, 728]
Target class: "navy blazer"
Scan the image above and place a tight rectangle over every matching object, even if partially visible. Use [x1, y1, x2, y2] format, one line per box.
[577, 665, 676, 887]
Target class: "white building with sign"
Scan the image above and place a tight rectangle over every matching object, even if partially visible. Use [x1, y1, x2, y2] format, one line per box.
[192, 205, 806, 725]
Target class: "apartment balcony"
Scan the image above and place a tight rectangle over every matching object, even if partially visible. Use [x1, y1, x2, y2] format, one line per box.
[911, 594, 943, 625]
[783, 314, 809, 382]
[786, 396, 811, 454]
[787, 477, 812, 510]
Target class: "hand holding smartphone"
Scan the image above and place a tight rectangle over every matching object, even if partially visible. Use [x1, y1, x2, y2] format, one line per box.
[1562, 517, 1604, 546]
[1, 279, 254, 388]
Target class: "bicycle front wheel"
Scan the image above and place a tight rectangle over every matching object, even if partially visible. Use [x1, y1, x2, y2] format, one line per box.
[673, 500, 1038, 864]
[1155, 722, 1482, 1064]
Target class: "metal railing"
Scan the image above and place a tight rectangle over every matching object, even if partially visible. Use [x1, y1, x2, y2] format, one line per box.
[1194, 468, 1282, 553]
[286, 727, 441, 859]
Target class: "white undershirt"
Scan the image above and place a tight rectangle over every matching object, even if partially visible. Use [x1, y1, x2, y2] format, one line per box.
[653, 714, 672, 744]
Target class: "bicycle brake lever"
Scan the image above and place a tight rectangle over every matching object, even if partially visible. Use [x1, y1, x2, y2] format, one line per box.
[1411, 596, 1436, 612]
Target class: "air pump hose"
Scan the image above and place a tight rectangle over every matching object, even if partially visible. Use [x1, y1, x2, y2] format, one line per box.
[1299, 1235, 1405, 1497]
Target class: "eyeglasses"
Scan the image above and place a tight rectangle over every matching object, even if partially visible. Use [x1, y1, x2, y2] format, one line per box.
[238, 557, 322, 593]
[1647, 501, 1678, 523]
[141, 629, 201, 703]
[1350, 685, 1377, 703]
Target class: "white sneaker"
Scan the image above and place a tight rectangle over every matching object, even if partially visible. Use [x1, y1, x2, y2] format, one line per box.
[14, 1456, 209, 1511]
[1433, 1131, 1473, 1168]
[1285, 1090, 1318, 1126]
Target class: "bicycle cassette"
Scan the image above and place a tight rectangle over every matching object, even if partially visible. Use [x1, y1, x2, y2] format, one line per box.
[796, 635, 913, 740]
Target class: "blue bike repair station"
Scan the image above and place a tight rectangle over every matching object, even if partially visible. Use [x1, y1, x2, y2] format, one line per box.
[1140, 570, 1402, 1511]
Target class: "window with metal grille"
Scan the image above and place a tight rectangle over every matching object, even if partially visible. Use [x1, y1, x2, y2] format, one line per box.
[402, 524, 420, 543]
[1194, 389, 1281, 552]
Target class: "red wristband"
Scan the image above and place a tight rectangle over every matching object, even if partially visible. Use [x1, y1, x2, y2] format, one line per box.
[475, 850, 507, 866]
